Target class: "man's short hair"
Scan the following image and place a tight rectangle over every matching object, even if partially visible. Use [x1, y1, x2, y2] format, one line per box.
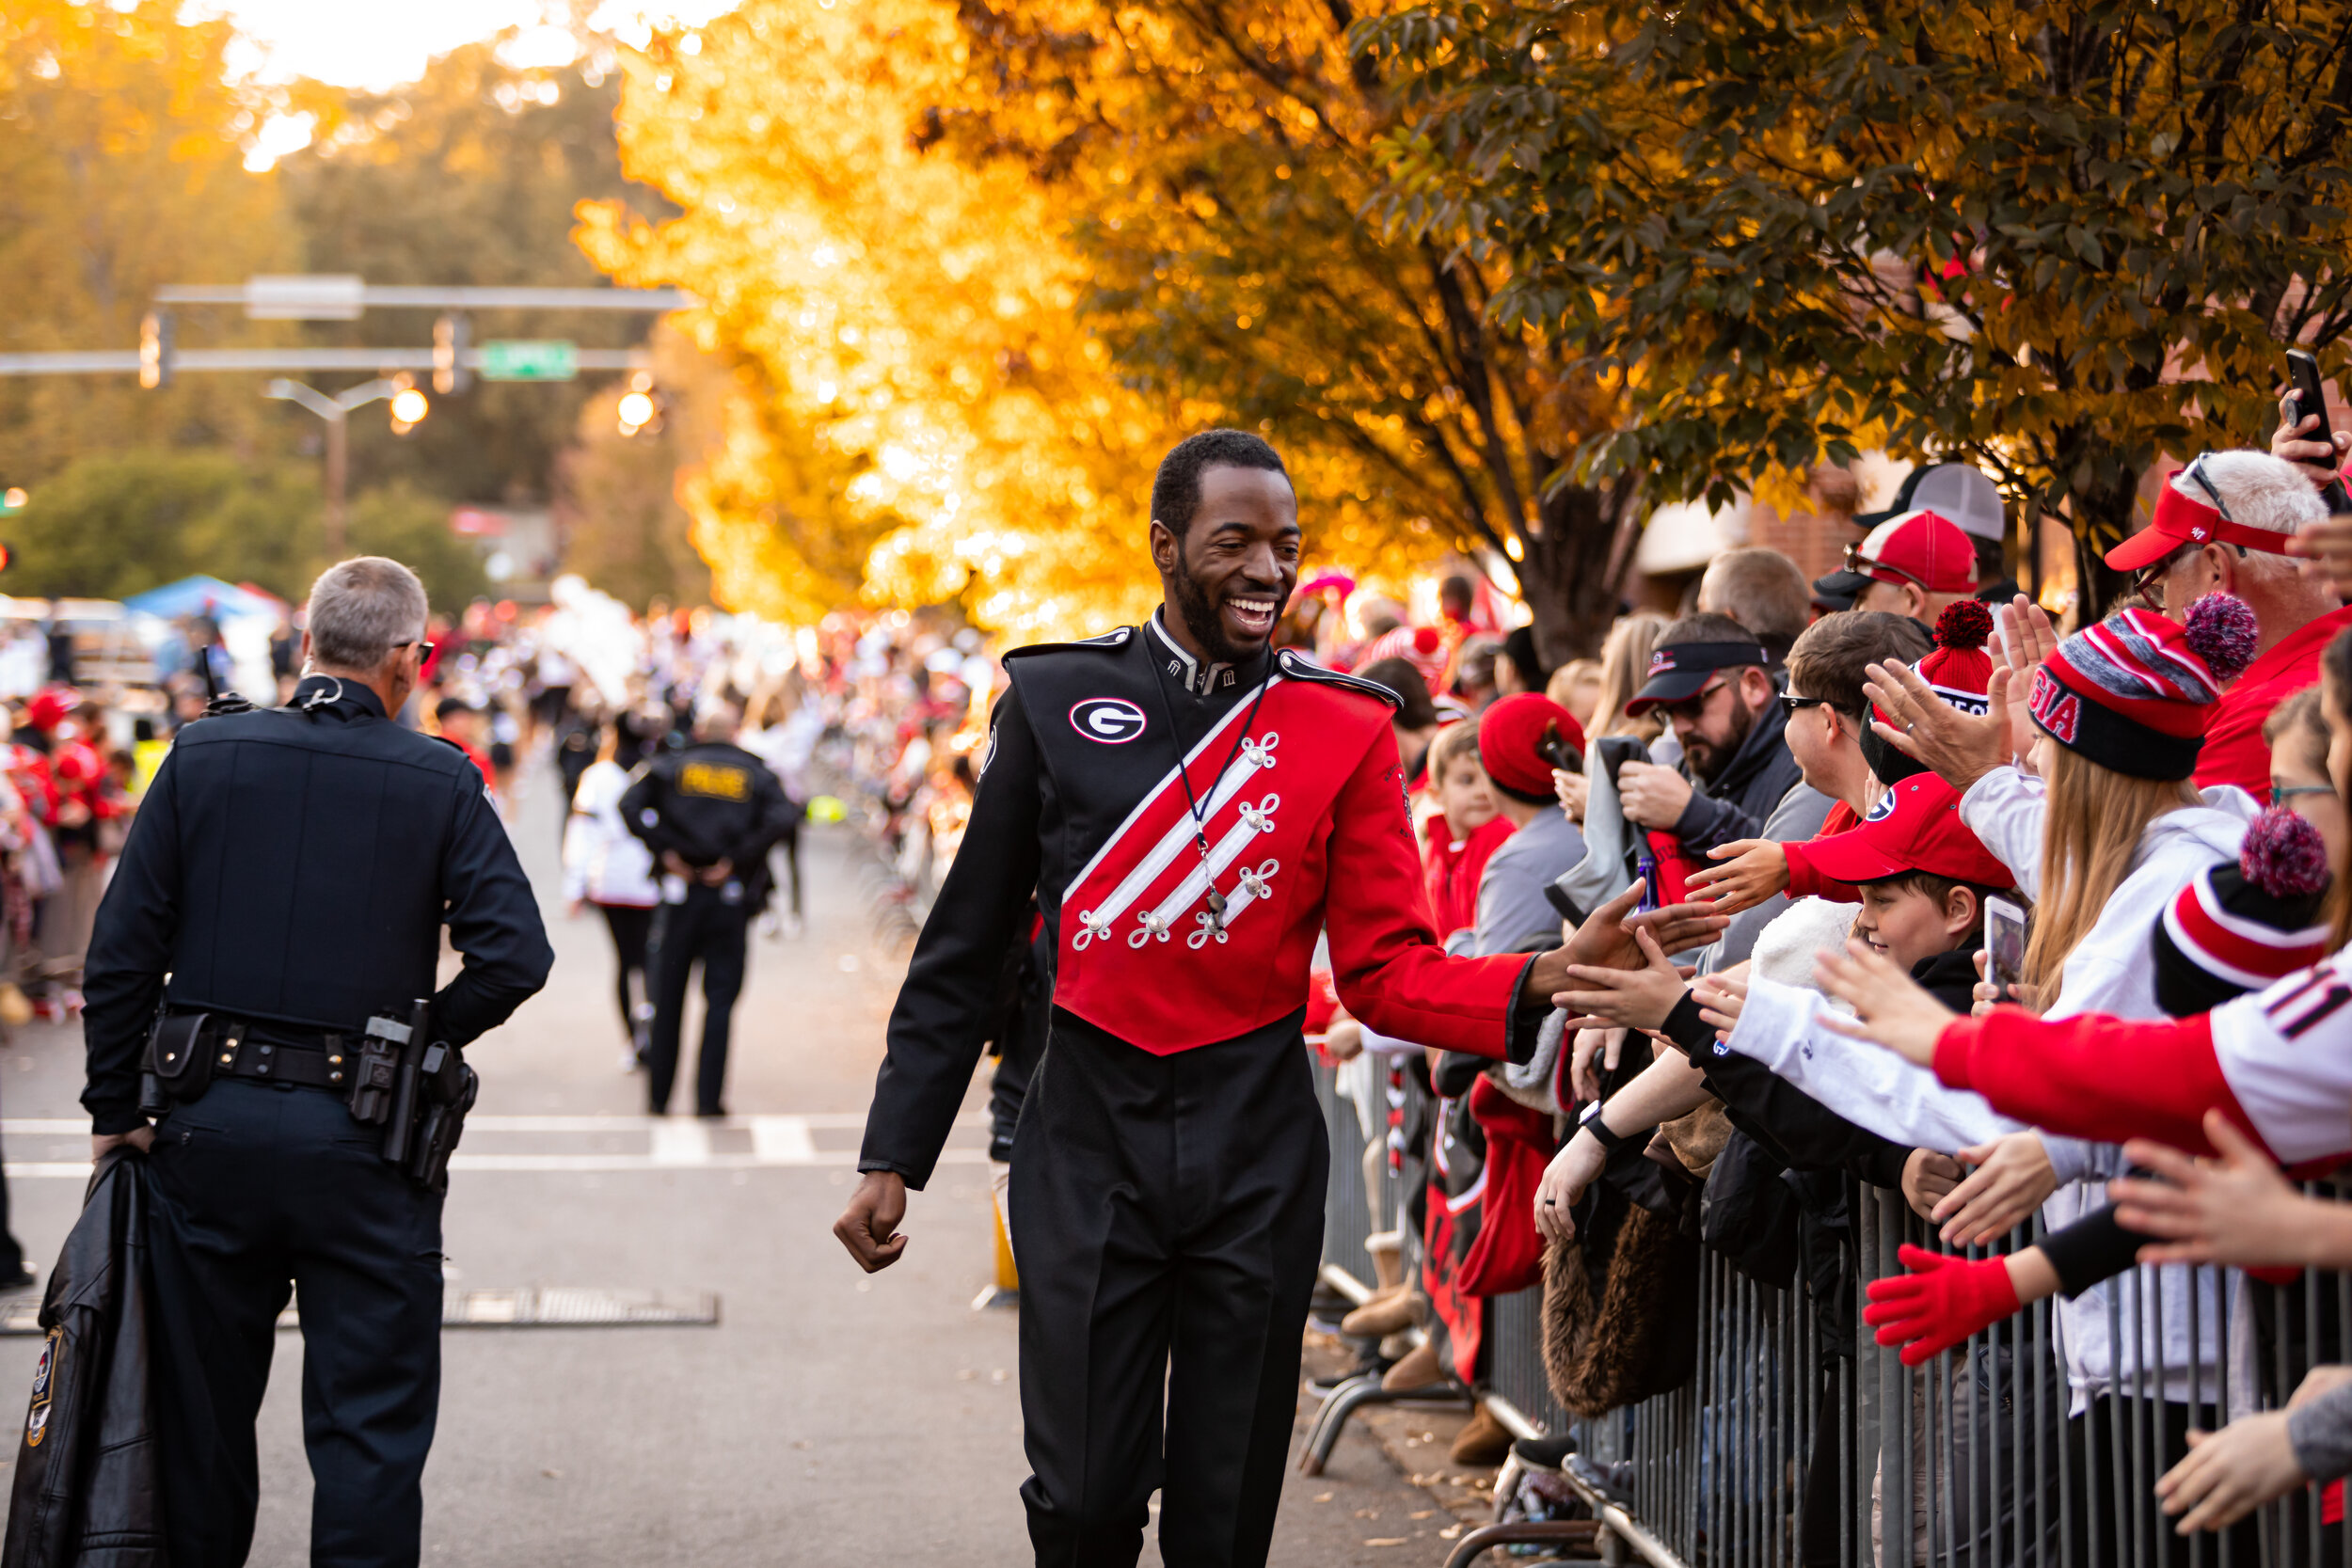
[1784, 610, 1932, 718]
[2144, 450, 2329, 582]
[1150, 429, 1290, 538]
[434, 696, 476, 723]
[1699, 547, 1812, 659]
[307, 557, 427, 673]
[1356, 656, 1438, 729]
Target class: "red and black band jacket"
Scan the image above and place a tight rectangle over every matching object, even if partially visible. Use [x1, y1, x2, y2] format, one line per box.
[860, 616, 1541, 1188]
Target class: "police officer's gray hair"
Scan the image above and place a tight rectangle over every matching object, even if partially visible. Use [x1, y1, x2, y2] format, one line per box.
[306, 557, 428, 672]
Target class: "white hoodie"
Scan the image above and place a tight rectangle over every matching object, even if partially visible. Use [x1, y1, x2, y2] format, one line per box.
[1722, 765, 2261, 1413]
[561, 759, 661, 909]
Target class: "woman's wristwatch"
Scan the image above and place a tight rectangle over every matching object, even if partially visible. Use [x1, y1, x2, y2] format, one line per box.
[1579, 1098, 1635, 1154]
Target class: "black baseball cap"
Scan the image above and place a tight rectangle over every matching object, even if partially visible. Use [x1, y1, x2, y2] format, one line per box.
[1623, 640, 1770, 716]
[1810, 569, 1872, 611]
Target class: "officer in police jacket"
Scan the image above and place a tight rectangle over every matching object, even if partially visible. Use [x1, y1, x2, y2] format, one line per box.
[620, 700, 798, 1117]
[836, 431, 1726, 1566]
[80, 557, 551, 1568]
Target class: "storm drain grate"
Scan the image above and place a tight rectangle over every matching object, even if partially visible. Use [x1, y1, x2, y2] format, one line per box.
[432, 1287, 721, 1328]
[0, 1288, 720, 1335]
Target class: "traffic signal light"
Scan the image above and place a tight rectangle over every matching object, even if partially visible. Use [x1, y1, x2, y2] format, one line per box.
[389, 375, 429, 432]
[616, 372, 662, 437]
[434, 313, 470, 395]
[139, 309, 174, 389]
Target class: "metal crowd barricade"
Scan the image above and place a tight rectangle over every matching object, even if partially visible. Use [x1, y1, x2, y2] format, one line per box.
[1306, 1065, 2352, 1568]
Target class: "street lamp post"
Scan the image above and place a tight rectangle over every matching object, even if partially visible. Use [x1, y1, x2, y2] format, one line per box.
[263, 377, 421, 557]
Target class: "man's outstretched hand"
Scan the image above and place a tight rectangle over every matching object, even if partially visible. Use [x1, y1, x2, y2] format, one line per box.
[834, 1170, 910, 1272]
[1521, 883, 1730, 1008]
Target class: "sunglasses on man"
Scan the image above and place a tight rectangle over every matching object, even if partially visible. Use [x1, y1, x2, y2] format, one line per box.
[1841, 543, 1926, 590]
[1658, 678, 1730, 723]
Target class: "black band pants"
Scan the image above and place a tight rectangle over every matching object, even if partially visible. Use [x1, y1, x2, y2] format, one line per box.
[1009, 1010, 1327, 1568]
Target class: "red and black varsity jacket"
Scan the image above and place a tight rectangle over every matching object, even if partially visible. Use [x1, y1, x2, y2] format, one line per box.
[859, 615, 1538, 1187]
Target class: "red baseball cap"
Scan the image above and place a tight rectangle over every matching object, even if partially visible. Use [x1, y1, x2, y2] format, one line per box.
[1846, 509, 1978, 595]
[1476, 692, 1584, 801]
[2103, 468, 2302, 573]
[1802, 774, 2014, 888]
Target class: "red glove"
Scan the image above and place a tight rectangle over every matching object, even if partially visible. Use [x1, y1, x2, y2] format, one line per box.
[1862, 1243, 2021, 1367]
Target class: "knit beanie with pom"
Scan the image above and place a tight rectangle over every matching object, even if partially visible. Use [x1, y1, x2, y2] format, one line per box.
[1917, 600, 1995, 716]
[2026, 593, 2259, 779]
[1864, 599, 1998, 786]
[2152, 805, 2333, 1017]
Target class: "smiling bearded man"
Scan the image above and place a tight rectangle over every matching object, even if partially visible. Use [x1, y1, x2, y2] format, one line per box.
[834, 429, 1727, 1567]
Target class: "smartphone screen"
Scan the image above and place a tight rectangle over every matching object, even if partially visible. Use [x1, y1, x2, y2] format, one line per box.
[1985, 895, 2028, 999]
[2290, 349, 2334, 442]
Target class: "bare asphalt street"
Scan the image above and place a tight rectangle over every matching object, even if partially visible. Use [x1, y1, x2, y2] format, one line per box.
[0, 761, 1443, 1564]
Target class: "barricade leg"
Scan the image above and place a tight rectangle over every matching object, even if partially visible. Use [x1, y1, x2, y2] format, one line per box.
[1295, 1366, 1473, 1476]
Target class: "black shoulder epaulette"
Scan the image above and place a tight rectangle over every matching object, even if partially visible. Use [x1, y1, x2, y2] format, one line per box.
[1000, 626, 1136, 663]
[1275, 648, 1402, 711]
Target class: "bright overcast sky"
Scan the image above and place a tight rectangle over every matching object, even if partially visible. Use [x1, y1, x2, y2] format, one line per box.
[199, 1, 737, 91]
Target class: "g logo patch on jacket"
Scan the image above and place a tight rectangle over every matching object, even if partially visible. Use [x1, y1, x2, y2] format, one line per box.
[1070, 698, 1147, 744]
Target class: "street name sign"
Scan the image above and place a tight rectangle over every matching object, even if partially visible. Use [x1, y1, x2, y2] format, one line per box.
[478, 341, 579, 382]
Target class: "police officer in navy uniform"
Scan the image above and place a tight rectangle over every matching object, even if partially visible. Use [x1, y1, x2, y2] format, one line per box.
[81, 557, 553, 1568]
[621, 699, 798, 1117]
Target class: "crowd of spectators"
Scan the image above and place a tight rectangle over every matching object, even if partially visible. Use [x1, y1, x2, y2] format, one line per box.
[1278, 412, 2352, 1556]
[23, 412, 2352, 1551]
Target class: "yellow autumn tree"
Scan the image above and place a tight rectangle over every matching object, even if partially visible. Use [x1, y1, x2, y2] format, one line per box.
[577, 0, 1176, 640]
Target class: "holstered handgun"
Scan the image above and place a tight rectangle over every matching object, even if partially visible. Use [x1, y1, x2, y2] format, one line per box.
[140, 1011, 215, 1115]
[406, 1040, 477, 1191]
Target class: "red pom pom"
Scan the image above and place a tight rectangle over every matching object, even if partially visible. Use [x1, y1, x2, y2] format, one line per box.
[1933, 599, 1994, 651]
[2183, 593, 2259, 684]
[1413, 626, 1441, 654]
[2240, 804, 2331, 899]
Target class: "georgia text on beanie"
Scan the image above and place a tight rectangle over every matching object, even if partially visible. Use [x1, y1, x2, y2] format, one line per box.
[2026, 594, 2257, 781]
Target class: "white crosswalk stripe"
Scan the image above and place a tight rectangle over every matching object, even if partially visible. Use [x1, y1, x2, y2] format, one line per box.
[0, 1113, 989, 1177]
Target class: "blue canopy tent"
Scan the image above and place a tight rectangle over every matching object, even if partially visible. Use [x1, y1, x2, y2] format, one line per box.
[120, 576, 284, 625]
